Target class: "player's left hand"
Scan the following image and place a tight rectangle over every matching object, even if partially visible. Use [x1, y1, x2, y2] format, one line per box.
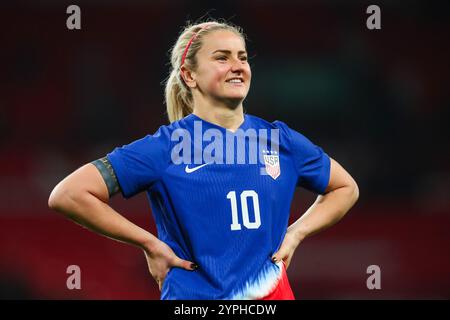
[271, 231, 302, 269]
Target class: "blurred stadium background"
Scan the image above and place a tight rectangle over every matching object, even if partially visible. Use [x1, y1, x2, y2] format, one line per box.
[0, 0, 449, 299]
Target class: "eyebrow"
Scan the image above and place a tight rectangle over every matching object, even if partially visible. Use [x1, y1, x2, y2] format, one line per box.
[212, 49, 248, 55]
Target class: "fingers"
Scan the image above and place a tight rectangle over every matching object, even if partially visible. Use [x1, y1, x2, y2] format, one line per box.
[272, 248, 288, 265]
[172, 257, 199, 271]
[272, 255, 280, 263]
[157, 279, 162, 291]
[271, 251, 283, 263]
[272, 250, 293, 271]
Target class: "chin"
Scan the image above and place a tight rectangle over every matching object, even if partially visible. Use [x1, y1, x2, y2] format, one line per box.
[222, 96, 246, 109]
[224, 91, 247, 101]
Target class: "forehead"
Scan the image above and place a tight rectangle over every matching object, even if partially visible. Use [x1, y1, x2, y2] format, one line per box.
[199, 30, 246, 54]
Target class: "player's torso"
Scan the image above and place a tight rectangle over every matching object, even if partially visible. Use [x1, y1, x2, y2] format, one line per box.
[151, 115, 298, 298]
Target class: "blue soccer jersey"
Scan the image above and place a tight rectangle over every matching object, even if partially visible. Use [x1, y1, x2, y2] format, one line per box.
[106, 113, 330, 299]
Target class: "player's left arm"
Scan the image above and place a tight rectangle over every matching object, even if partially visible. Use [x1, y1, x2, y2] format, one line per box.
[272, 158, 359, 267]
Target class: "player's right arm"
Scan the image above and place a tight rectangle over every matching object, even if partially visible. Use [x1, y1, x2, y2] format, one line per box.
[48, 159, 157, 250]
[48, 158, 196, 289]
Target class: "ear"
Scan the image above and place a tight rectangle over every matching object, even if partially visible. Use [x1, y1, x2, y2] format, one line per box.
[180, 65, 197, 89]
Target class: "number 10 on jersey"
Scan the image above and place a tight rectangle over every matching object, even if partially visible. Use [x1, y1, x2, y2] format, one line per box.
[226, 190, 261, 230]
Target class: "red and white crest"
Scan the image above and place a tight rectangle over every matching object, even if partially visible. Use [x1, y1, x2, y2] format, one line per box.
[264, 153, 280, 180]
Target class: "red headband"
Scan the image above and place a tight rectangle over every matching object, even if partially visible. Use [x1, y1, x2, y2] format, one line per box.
[180, 24, 213, 67]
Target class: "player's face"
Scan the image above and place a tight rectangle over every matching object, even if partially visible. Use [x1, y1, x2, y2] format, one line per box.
[193, 30, 251, 106]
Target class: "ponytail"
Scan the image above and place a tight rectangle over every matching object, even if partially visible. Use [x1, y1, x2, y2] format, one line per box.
[165, 68, 193, 123]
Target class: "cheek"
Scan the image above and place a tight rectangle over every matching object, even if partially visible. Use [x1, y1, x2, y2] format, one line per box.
[245, 65, 252, 79]
[207, 67, 228, 89]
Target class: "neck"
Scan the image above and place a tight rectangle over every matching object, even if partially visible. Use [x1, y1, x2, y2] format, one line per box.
[192, 99, 245, 132]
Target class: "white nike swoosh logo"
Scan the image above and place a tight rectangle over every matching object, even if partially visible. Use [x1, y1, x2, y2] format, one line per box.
[185, 163, 211, 173]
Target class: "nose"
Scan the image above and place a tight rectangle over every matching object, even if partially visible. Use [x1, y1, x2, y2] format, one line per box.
[230, 57, 244, 73]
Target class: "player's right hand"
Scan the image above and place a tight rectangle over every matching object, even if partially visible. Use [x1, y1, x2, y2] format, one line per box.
[142, 239, 198, 291]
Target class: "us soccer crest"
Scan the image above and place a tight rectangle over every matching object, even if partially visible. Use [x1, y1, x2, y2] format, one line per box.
[263, 150, 280, 180]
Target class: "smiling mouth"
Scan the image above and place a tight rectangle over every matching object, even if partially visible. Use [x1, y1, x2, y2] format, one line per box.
[225, 80, 244, 86]
[226, 78, 244, 84]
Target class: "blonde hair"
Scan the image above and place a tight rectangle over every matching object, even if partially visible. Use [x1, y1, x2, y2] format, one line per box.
[164, 20, 246, 123]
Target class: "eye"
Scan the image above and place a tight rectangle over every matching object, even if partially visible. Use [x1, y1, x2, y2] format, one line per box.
[216, 56, 227, 61]
[240, 56, 248, 61]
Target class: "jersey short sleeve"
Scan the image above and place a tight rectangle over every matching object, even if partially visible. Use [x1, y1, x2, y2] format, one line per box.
[274, 121, 331, 194]
[106, 126, 171, 198]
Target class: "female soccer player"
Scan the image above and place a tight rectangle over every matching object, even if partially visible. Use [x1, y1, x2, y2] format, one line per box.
[48, 20, 359, 300]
